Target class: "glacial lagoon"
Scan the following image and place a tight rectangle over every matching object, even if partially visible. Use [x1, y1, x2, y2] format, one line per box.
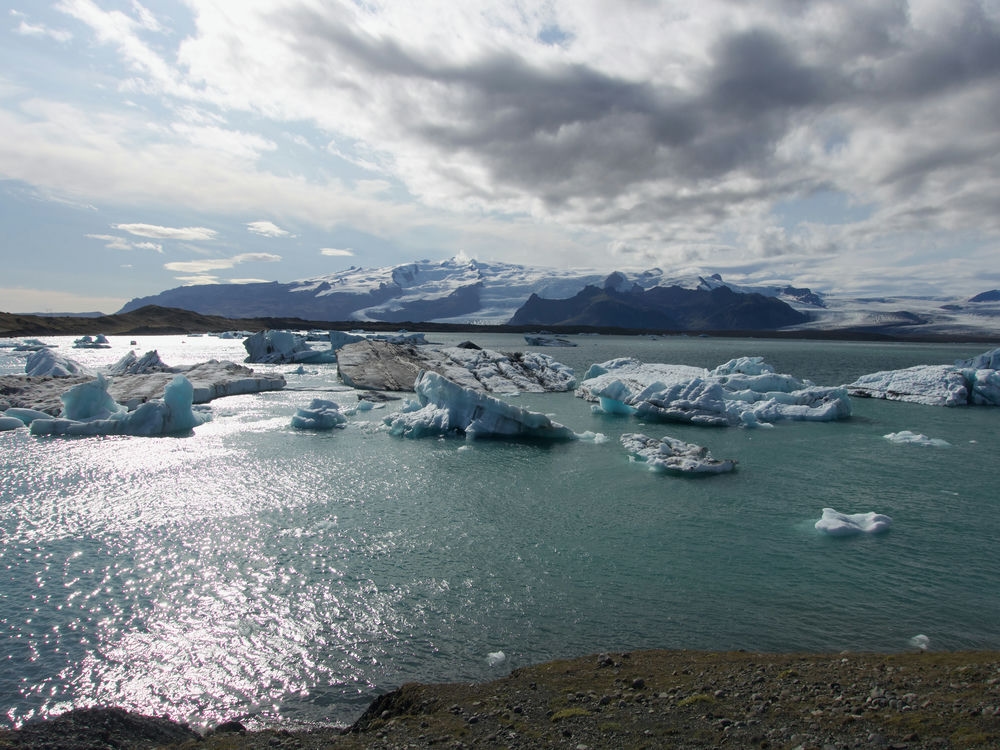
[1, 332, 998, 729]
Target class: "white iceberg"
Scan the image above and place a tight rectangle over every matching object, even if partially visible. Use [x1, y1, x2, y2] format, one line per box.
[243, 329, 337, 365]
[106, 350, 171, 375]
[24, 348, 94, 378]
[384, 371, 578, 440]
[72, 334, 111, 349]
[578, 356, 851, 426]
[883, 431, 951, 448]
[13, 338, 56, 351]
[847, 347, 1000, 407]
[486, 651, 506, 666]
[815, 508, 893, 536]
[29, 373, 210, 437]
[621, 433, 737, 475]
[290, 399, 348, 430]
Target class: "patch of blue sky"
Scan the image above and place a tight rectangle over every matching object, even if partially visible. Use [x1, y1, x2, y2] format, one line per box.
[537, 24, 573, 47]
[773, 190, 873, 228]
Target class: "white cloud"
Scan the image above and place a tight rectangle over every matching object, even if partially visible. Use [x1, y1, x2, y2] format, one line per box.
[15, 20, 73, 43]
[114, 223, 218, 241]
[164, 252, 281, 273]
[320, 247, 354, 257]
[3, 0, 998, 299]
[87, 233, 163, 252]
[247, 220, 292, 238]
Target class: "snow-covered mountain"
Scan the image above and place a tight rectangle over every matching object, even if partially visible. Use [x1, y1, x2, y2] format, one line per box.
[118, 257, 1000, 336]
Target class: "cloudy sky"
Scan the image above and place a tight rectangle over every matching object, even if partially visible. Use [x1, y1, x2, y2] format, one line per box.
[2, 0, 999, 313]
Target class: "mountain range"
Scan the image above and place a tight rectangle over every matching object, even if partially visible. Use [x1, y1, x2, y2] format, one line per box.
[118, 257, 1000, 337]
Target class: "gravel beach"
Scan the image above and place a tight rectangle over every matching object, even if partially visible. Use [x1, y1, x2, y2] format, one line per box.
[3, 650, 999, 749]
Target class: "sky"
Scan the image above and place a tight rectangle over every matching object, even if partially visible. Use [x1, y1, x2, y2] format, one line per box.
[2, 0, 999, 313]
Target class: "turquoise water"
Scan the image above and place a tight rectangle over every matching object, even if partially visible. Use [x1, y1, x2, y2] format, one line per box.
[1, 334, 998, 729]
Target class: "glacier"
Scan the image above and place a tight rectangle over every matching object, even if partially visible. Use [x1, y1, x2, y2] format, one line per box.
[620, 433, 737, 475]
[578, 356, 851, 426]
[815, 508, 893, 536]
[846, 347, 1000, 407]
[384, 371, 578, 440]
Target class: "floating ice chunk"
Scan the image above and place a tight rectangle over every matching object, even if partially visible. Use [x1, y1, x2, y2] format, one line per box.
[29, 374, 210, 436]
[847, 365, 969, 406]
[957, 347, 1000, 370]
[72, 334, 111, 348]
[524, 335, 576, 347]
[329, 330, 366, 351]
[884, 431, 951, 448]
[814, 508, 892, 536]
[0, 415, 26, 431]
[967, 368, 1000, 406]
[384, 371, 578, 440]
[3, 407, 52, 425]
[621, 433, 737, 475]
[14, 338, 56, 351]
[578, 357, 851, 427]
[291, 399, 347, 430]
[24, 348, 93, 378]
[909, 634, 930, 651]
[106, 350, 170, 375]
[848, 348, 1000, 407]
[486, 651, 506, 666]
[243, 330, 337, 364]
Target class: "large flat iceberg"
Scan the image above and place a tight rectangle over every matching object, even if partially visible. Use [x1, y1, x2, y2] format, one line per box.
[621, 433, 737, 475]
[290, 399, 348, 430]
[578, 356, 851, 427]
[846, 347, 1000, 407]
[384, 371, 578, 440]
[338, 340, 575, 393]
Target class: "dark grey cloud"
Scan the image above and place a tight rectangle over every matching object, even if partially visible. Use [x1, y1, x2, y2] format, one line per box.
[274, 0, 1000, 258]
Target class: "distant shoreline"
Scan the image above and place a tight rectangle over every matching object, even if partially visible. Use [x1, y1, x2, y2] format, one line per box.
[2, 304, 999, 344]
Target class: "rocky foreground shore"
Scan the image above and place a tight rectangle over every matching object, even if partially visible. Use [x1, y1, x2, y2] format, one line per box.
[2, 650, 999, 749]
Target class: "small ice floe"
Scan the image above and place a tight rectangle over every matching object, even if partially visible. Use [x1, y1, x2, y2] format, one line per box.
[815, 508, 892, 536]
[620, 433, 737, 475]
[909, 634, 930, 651]
[486, 651, 506, 667]
[883, 431, 951, 448]
[290, 399, 347, 430]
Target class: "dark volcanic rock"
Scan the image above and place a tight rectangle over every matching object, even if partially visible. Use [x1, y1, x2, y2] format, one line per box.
[2, 707, 199, 749]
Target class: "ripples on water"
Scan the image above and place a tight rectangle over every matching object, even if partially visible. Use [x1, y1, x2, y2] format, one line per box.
[1, 334, 998, 728]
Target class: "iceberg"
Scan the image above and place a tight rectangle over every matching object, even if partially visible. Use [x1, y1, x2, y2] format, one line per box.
[243, 330, 337, 365]
[24, 348, 94, 378]
[621, 433, 737, 475]
[72, 334, 111, 349]
[847, 347, 1000, 407]
[290, 399, 348, 430]
[815, 508, 893, 536]
[13, 338, 56, 351]
[3, 407, 52, 425]
[384, 371, 578, 440]
[883, 430, 951, 448]
[524, 335, 576, 347]
[578, 356, 851, 426]
[0, 415, 26, 431]
[337, 340, 575, 393]
[29, 374, 210, 437]
[106, 350, 171, 375]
